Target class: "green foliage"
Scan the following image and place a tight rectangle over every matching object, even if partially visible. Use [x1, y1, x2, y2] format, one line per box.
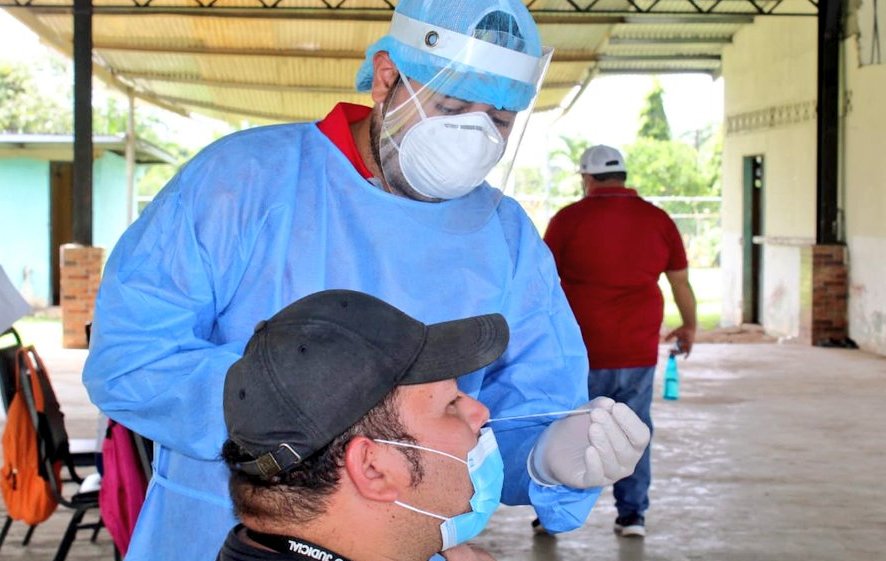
[0, 62, 72, 133]
[623, 135, 722, 267]
[637, 80, 671, 141]
[513, 166, 544, 195]
[0, 58, 197, 206]
[546, 135, 593, 200]
[624, 137, 708, 197]
[93, 97, 191, 200]
[700, 127, 723, 195]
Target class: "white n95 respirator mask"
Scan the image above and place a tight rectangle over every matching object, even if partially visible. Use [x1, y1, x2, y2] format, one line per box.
[396, 112, 505, 200]
[380, 78, 506, 200]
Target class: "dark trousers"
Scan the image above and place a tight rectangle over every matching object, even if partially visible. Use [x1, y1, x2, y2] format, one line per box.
[587, 365, 655, 517]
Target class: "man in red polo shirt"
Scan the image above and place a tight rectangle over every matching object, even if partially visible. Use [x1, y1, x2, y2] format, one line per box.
[544, 144, 697, 538]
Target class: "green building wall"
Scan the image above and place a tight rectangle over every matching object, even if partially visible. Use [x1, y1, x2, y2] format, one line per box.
[0, 158, 51, 305]
[0, 152, 146, 306]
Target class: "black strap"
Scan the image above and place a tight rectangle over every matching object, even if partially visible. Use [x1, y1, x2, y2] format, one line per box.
[245, 528, 351, 561]
[236, 444, 302, 479]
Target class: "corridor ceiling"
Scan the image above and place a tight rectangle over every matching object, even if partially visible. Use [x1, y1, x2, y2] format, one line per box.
[3, 0, 817, 123]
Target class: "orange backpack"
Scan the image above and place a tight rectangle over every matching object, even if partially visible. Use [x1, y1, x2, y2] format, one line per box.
[1, 347, 62, 525]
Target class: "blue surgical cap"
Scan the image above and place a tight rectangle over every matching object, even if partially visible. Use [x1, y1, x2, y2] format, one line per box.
[355, 0, 544, 112]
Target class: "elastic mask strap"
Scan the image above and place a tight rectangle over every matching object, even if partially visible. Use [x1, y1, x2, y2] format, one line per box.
[399, 78, 429, 120]
[374, 438, 467, 465]
[382, 77, 427, 152]
[394, 500, 448, 521]
[486, 408, 593, 424]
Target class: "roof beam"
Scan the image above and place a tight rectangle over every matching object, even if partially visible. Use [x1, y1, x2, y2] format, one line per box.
[7, 9, 189, 116]
[11, 6, 626, 23]
[97, 42, 606, 64]
[624, 14, 755, 23]
[96, 42, 368, 60]
[121, 71, 582, 94]
[607, 37, 733, 45]
[596, 68, 718, 75]
[124, 72, 358, 94]
[596, 54, 722, 61]
[10, 5, 772, 23]
[6, 2, 816, 17]
[157, 94, 318, 123]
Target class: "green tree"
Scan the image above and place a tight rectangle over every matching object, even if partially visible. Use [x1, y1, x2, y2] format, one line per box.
[623, 136, 722, 267]
[1, 59, 195, 210]
[700, 127, 723, 195]
[0, 62, 72, 133]
[546, 135, 593, 200]
[623, 138, 708, 198]
[637, 79, 671, 141]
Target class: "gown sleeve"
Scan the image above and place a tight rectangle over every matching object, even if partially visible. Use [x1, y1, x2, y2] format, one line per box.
[479, 198, 600, 532]
[82, 141, 272, 461]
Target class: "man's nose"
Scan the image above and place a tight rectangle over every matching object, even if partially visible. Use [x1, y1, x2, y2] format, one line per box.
[463, 394, 490, 432]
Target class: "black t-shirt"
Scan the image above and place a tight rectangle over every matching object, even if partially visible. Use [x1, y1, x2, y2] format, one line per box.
[216, 525, 351, 561]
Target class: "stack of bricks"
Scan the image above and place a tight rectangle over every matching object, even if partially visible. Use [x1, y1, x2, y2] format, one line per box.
[799, 245, 848, 345]
[60, 244, 105, 349]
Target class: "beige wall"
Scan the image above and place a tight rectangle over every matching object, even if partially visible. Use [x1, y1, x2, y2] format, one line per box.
[723, 18, 818, 115]
[720, 17, 817, 336]
[843, 37, 886, 353]
[721, 17, 886, 355]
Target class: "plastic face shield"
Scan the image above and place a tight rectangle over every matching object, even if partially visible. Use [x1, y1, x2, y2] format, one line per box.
[375, 12, 554, 201]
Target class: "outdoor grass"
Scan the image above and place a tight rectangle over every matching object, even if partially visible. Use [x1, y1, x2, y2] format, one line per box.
[662, 267, 722, 331]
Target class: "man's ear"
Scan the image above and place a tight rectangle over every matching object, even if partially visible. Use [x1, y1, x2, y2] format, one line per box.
[344, 436, 408, 503]
[370, 51, 400, 104]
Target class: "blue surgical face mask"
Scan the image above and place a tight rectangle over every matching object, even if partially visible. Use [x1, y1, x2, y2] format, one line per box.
[375, 427, 504, 550]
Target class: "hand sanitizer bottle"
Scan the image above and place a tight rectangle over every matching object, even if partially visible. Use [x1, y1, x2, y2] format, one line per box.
[663, 345, 680, 401]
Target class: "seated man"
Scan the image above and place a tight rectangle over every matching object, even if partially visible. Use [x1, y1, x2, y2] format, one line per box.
[219, 289, 510, 561]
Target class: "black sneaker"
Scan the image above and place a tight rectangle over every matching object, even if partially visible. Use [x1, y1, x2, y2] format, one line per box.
[531, 518, 550, 536]
[614, 513, 645, 538]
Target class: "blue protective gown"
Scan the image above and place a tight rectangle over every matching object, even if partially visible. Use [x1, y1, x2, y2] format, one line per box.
[83, 122, 600, 561]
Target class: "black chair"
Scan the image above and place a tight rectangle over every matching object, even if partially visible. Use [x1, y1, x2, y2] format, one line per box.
[5, 346, 103, 561]
[0, 329, 101, 552]
[1, 328, 97, 467]
[0, 327, 22, 411]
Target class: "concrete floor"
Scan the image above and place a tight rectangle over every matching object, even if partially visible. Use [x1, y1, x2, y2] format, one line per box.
[1, 341, 885, 561]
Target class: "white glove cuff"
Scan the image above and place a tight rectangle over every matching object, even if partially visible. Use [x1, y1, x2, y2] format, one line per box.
[527, 444, 558, 488]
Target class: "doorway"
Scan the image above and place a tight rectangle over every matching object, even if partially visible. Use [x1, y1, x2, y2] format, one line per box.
[742, 155, 764, 324]
[50, 162, 74, 306]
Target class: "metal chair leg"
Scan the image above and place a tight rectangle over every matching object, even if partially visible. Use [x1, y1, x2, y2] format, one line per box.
[90, 517, 103, 542]
[52, 508, 87, 561]
[22, 524, 37, 546]
[0, 516, 12, 550]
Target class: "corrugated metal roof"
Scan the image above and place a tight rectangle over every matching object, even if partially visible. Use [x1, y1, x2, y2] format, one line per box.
[3, 0, 817, 123]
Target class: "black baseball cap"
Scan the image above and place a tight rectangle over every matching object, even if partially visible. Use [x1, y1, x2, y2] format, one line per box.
[223, 289, 509, 479]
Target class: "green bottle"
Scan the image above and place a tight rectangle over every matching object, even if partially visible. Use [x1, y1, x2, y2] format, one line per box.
[663, 350, 680, 400]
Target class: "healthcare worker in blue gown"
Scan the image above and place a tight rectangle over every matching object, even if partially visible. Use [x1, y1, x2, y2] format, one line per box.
[83, 1, 650, 560]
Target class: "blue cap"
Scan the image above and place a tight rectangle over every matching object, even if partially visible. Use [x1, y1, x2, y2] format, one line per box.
[355, 0, 544, 112]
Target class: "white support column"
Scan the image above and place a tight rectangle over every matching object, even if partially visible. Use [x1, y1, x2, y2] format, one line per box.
[125, 88, 137, 224]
